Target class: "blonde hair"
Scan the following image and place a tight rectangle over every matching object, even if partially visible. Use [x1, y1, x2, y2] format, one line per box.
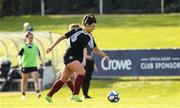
[69, 23, 80, 30]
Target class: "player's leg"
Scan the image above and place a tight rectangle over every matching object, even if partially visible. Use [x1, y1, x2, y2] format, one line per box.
[67, 60, 85, 102]
[56, 71, 74, 92]
[45, 66, 72, 103]
[21, 72, 29, 99]
[31, 71, 41, 98]
[60, 67, 73, 82]
[66, 79, 74, 92]
[82, 59, 94, 98]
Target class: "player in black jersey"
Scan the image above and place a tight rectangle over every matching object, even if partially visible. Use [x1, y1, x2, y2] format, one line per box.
[55, 23, 81, 93]
[45, 14, 109, 103]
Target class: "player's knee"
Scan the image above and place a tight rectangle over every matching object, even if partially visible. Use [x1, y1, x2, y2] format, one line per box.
[60, 77, 68, 83]
[80, 68, 86, 76]
[34, 79, 39, 83]
[22, 78, 28, 82]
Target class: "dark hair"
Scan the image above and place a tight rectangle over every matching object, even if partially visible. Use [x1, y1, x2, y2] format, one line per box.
[24, 32, 33, 43]
[82, 14, 96, 26]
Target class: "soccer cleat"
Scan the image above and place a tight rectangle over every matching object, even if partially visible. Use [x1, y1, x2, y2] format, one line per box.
[21, 95, 26, 100]
[45, 96, 53, 103]
[69, 95, 83, 102]
[83, 95, 92, 99]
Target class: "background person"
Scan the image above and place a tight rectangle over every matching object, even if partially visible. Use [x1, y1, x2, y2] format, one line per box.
[23, 22, 33, 32]
[82, 45, 98, 99]
[18, 32, 43, 99]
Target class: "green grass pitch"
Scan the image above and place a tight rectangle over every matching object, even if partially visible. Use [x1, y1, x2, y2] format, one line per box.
[0, 14, 179, 49]
[0, 79, 180, 108]
[0, 14, 180, 108]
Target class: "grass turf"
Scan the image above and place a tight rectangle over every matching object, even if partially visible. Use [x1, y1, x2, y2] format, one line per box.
[0, 14, 180, 49]
[0, 79, 180, 108]
[0, 14, 180, 108]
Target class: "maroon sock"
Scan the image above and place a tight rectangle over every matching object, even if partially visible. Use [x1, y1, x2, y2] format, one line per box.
[36, 90, 40, 93]
[66, 80, 74, 92]
[73, 74, 84, 95]
[47, 80, 64, 97]
[22, 92, 25, 96]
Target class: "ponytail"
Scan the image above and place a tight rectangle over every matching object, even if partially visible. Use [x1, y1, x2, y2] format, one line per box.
[82, 14, 96, 26]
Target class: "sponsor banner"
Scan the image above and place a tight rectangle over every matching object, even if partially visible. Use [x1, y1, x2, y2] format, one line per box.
[92, 49, 180, 76]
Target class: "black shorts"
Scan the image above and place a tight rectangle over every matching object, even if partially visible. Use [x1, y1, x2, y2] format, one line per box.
[63, 55, 82, 65]
[21, 67, 38, 73]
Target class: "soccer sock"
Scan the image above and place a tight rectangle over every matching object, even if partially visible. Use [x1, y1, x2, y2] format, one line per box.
[73, 74, 84, 95]
[22, 92, 26, 96]
[47, 80, 64, 97]
[66, 80, 74, 92]
[36, 90, 40, 93]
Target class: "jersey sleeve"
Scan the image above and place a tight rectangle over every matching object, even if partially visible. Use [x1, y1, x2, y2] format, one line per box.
[18, 48, 24, 56]
[64, 29, 76, 39]
[88, 36, 97, 49]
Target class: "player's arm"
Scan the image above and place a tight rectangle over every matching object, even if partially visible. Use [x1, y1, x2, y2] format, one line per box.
[93, 47, 110, 61]
[46, 29, 76, 54]
[38, 48, 43, 64]
[39, 55, 43, 65]
[18, 56, 22, 66]
[46, 35, 66, 53]
[94, 63, 98, 72]
[82, 48, 87, 66]
[88, 36, 110, 60]
[18, 48, 24, 66]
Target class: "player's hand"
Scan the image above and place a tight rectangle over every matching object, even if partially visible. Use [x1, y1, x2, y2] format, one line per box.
[46, 47, 53, 53]
[40, 63, 45, 68]
[104, 55, 110, 61]
[39, 64, 45, 73]
[86, 56, 93, 60]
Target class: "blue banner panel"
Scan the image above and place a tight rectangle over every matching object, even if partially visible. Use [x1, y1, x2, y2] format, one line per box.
[92, 49, 180, 77]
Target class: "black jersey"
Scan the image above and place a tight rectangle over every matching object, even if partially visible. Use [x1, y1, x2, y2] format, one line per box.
[63, 28, 97, 65]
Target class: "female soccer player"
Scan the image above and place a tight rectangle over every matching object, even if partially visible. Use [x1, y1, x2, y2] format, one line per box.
[18, 32, 43, 99]
[68, 24, 97, 99]
[45, 14, 109, 103]
[56, 23, 81, 93]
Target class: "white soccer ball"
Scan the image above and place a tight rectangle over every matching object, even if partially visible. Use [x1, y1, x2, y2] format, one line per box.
[107, 90, 120, 102]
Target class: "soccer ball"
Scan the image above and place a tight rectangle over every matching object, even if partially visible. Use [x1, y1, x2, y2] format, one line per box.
[107, 91, 120, 102]
[23, 22, 30, 28]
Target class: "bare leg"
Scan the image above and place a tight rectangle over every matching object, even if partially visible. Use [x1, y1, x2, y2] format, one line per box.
[31, 71, 41, 98]
[67, 60, 85, 76]
[21, 73, 29, 99]
[67, 60, 86, 95]
[60, 66, 73, 82]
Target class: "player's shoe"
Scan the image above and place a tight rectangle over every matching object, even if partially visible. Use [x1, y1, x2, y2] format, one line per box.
[83, 95, 92, 99]
[21, 95, 26, 100]
[69, 95, 83, 102]
[36, 93, 41, 98]
[45, 96, 53, 103]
